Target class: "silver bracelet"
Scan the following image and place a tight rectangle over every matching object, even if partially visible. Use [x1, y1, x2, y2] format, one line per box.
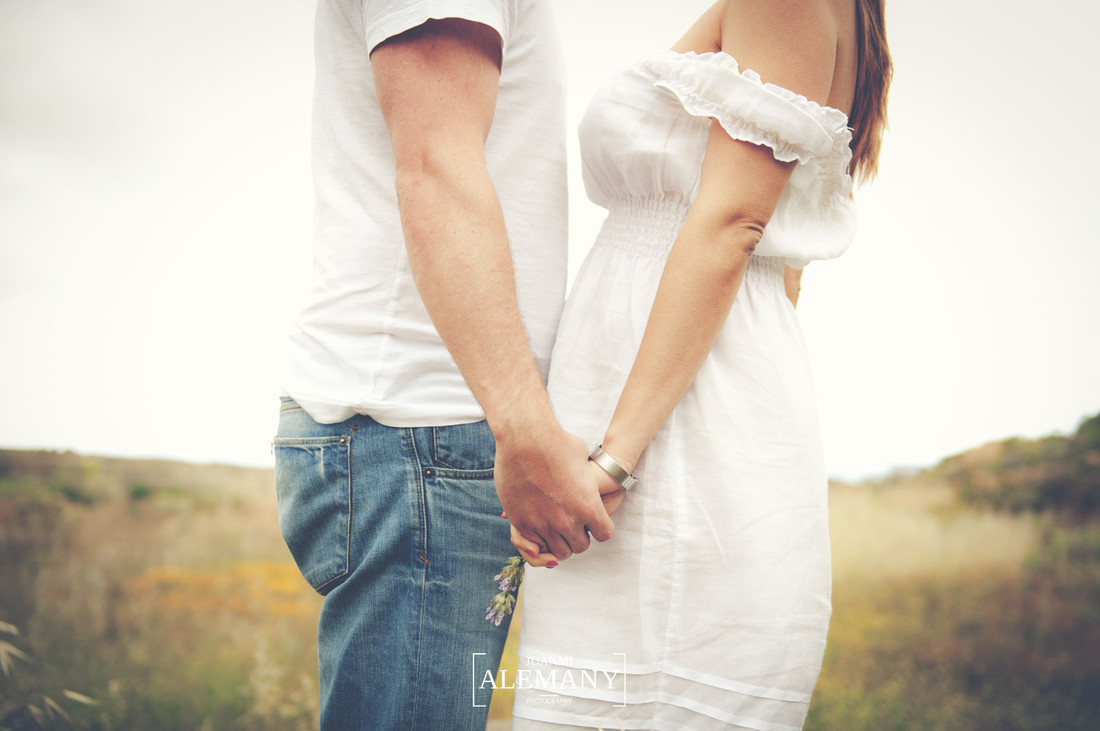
[588, 443, 638, 491]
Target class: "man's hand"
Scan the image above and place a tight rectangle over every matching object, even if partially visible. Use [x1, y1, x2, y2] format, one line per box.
[508, 454, 625, 567]
[495, 420, 615, 561]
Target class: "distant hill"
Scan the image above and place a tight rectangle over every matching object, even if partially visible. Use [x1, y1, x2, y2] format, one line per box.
[0, 448, 272, 504]
[3, 410, 1098, 517]
[933, 412, 1100, 517]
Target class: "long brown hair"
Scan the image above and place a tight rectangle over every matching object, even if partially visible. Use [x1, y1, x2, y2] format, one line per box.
[849, 0, 893, 184]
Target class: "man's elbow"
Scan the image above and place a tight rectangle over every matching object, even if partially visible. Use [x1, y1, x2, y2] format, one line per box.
[393, 149, 438, 197]
[392, 144, 482, 210]
[392, 151, 453, 223]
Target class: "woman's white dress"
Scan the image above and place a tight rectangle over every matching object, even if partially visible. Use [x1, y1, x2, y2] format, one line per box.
[512, 51, 857, 730]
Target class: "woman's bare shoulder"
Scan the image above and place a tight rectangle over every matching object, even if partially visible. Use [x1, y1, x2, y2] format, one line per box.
[669, 0, 725, 55]
[666, 0, 857, 112]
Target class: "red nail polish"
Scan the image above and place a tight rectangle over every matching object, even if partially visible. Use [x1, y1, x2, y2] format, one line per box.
[500, 511, 506, 518]
[547, 561, 558, 568]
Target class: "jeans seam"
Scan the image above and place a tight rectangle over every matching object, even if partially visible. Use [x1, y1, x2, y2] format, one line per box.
[344, 430, 354, 593]
[405, 427, 429, 726]
[272, 436, 344, 446]
[429, 427, 440, 467]
[425, 467, 495, 480]
[407, 428, 430, 565]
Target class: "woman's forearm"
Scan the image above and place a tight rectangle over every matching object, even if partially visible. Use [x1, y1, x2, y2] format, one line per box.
[599, 212, 761, 472]
[598, 123, 795, 472]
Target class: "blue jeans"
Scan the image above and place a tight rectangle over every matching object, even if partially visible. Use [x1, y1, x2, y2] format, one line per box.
[273, 397, 515, 730]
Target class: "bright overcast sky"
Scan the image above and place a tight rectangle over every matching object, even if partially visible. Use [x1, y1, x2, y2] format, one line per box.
[1, 0, 1098, 481]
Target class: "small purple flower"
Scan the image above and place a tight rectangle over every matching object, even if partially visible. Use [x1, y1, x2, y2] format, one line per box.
[485, 591, 516, 626]
[485, 555, 525, 625]
[496, 572, 517, 592]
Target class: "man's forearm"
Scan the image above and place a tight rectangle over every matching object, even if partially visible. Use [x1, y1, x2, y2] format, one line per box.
[396, 157, 614, 556]
[395, 154, 556, 437]
[371, 18, 614, 557]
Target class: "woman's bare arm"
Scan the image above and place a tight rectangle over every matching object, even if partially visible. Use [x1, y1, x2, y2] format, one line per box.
[599, 0, 839, 471]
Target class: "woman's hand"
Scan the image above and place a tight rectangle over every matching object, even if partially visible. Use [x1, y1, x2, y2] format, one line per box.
[591, 457, 628, 517]
[508, 458, 628, 568]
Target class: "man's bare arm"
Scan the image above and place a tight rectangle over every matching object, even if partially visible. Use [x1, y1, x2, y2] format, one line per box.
[371, 19, 613, 558]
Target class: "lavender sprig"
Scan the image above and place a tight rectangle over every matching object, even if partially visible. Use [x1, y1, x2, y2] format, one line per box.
[485, 555, 525, 625]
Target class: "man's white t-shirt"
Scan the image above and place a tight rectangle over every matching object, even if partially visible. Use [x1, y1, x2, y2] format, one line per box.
[284, 0, 568, 426]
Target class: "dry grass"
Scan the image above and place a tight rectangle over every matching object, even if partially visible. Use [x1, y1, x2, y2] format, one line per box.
[812, 480, 1099, 729]
[0, 450, 322, 730]
[2, 449, 1097, 729]
[829, 477, 1038, 584]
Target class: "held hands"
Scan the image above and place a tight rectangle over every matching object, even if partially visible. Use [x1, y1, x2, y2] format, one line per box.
[508, 458, 628, 568]
[494, 427, 615, 562]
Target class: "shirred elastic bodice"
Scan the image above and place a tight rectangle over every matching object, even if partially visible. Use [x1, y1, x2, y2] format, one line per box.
[579, 50, 859, 268]
[594, 199, 689, 259]
[594, 198, 788, 292]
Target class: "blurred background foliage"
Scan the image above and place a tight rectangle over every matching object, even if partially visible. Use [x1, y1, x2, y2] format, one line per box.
[0, 453, 319, 730]
[2, 411, 1099, 729]
[940, 413, 1100, 517]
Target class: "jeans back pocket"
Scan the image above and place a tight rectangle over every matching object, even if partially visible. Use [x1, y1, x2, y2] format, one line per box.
[273, 434, 352, 594]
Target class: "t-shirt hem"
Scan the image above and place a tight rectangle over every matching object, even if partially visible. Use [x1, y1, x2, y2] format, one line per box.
[282, 390, 487, 428]
[364, 1, 510, 55]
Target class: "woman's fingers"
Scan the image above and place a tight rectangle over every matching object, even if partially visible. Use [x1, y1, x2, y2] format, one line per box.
[509, 524, 559, 568]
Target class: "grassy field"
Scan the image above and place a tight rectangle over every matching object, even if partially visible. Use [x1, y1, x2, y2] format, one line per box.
[0, 450, 321, 730]
[1, 440, 1098, 729]
[809, 479, 1100, 729]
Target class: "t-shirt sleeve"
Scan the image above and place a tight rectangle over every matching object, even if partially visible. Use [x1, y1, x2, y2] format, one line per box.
[363, 0, 514, 55]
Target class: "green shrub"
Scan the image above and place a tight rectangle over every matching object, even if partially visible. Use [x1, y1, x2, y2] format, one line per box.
[128, 484, 153, 501]
[941, 412, 1100, 517]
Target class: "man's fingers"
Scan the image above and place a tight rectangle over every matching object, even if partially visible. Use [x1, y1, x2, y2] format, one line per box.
[585, 505, 615, 543]
[559, 525, 590, 557]
[545, 534, 574, 561]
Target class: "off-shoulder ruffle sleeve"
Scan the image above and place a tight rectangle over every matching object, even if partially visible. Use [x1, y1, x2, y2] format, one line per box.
[646, 51, 857, 266]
